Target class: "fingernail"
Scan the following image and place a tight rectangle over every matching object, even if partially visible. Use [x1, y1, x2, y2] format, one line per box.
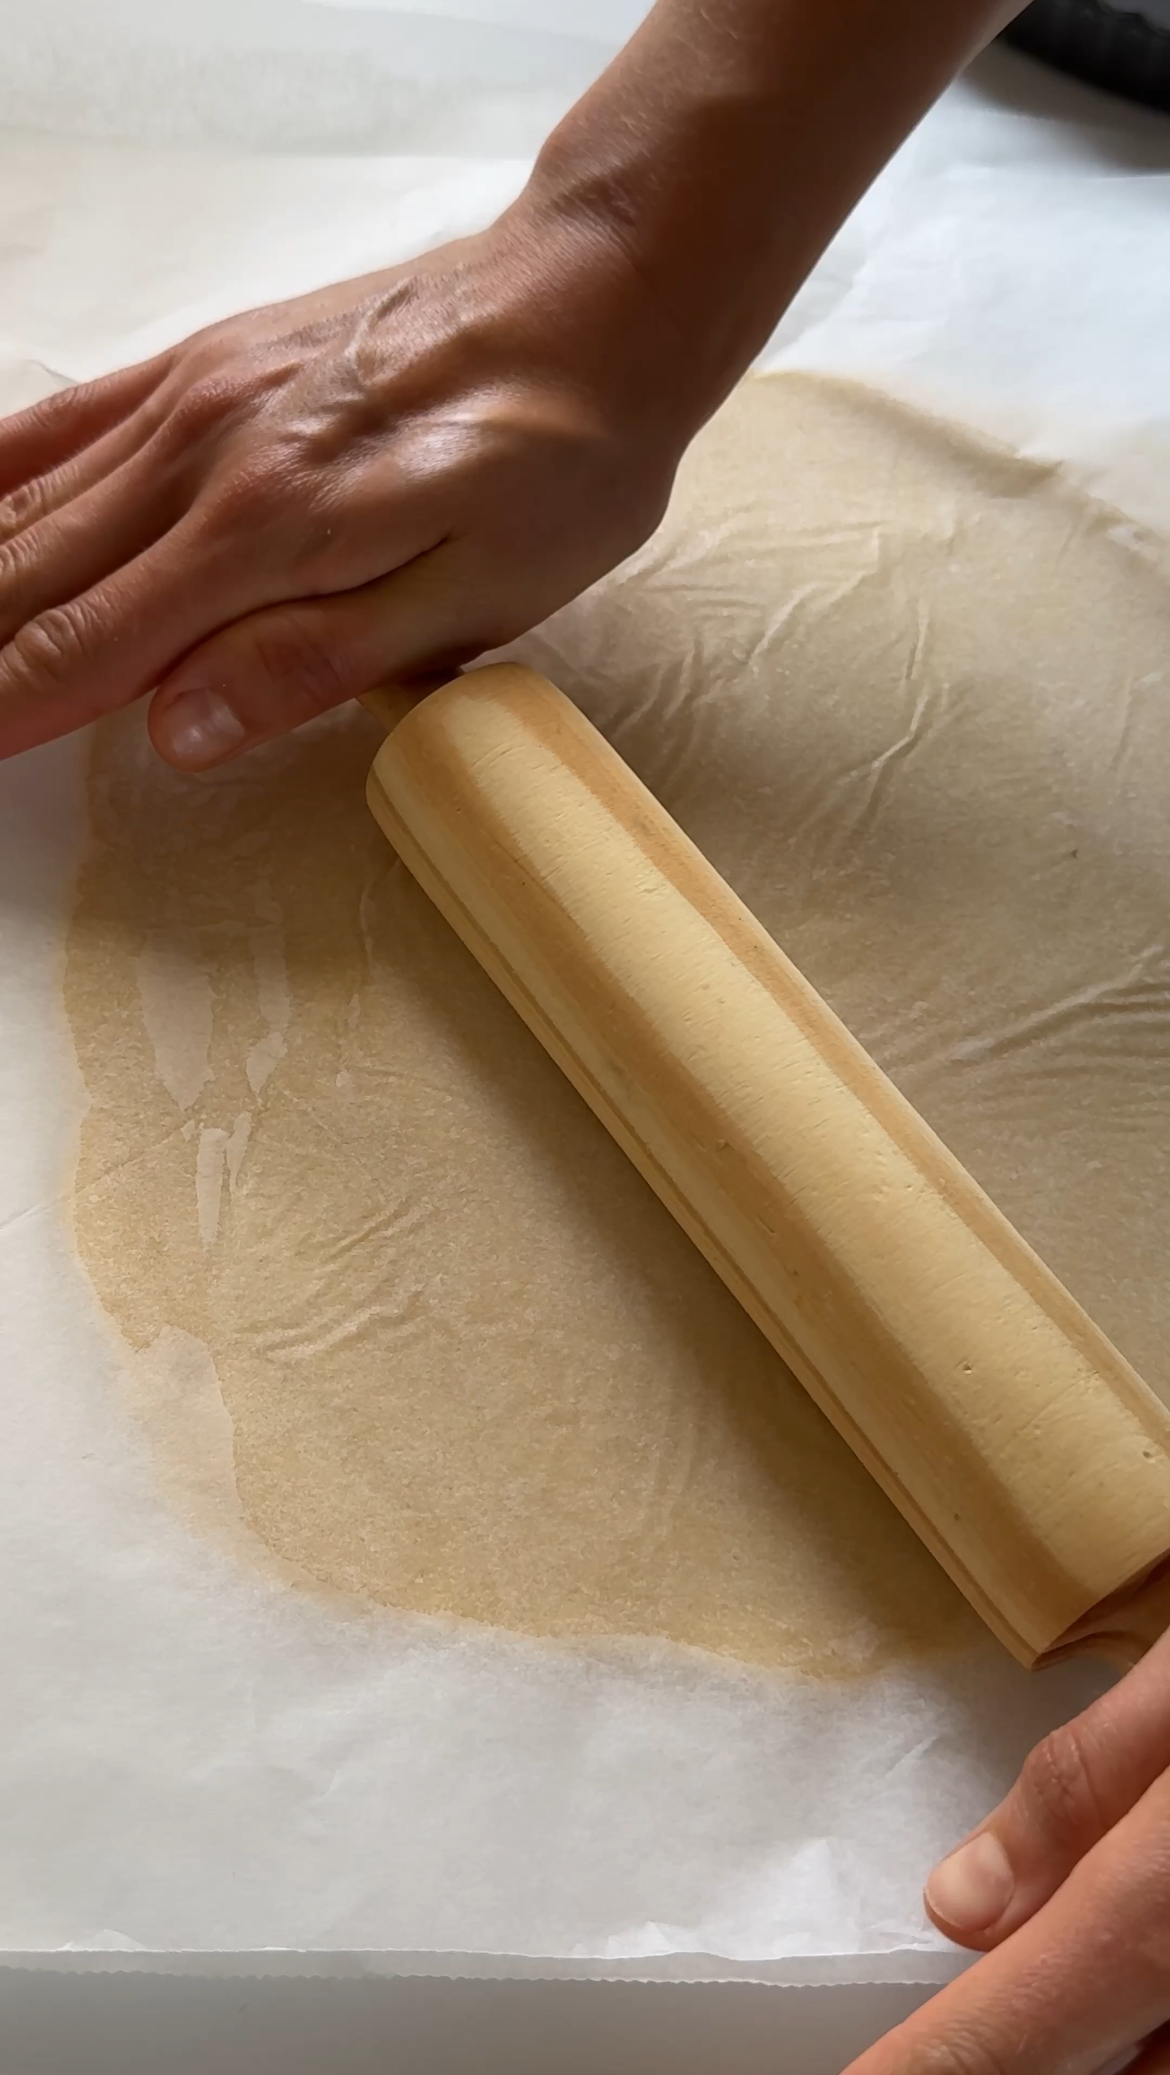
[925, 1832, 1014, 1934]
[161, 689, 247, 769]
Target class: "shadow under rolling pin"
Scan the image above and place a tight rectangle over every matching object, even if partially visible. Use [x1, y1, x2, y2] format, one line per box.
[361, 665, 1170, 1673]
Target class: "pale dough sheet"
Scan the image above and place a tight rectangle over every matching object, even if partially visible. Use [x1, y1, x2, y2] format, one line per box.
[63, 370, 1170, 1683]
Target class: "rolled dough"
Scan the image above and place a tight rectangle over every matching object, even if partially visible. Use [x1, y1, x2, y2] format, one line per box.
[63, 372, 1170, 1676]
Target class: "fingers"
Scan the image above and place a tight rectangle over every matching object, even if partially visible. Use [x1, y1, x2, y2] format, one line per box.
[0, 407, 460, 762]
[0, 356, 169, 499]
[846, 1765, 1170, 2075]
[0, 402, 172, 560]
[0, 448, 193, 650]
[926, 1627, 1170, 1949]
[0, 519, 266, 757]
[148, 546, 484, 768]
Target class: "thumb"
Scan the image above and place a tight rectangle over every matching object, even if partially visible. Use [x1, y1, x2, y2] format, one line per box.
[926, 1623, 1170, 1951]
[149, 548, 484, 770]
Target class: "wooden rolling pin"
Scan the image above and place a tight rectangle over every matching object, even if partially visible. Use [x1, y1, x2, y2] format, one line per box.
[362, 664, 1170, 1672]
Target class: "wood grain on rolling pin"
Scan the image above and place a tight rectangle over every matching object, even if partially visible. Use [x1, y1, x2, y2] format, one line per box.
[367, 663, 1170, 1670]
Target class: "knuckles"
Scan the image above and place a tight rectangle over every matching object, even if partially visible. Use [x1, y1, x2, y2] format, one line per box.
[163, 373, 242, 448]
[3, 600, 97, 689]
[193, 449, 349, 589]
[0, 474, 53, 544]
[241, 607, 352, 721]
[201, 449, 301, 531]
[893, 2029, 1018, 2075]
[1017, 1723, 1109, 1854]
[159, 349, 303, 462]
[0, 524, 39, 594]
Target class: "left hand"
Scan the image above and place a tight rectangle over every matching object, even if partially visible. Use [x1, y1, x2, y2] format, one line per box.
[845, 1626, 1170, 2074]
[0, 199, 681, 770]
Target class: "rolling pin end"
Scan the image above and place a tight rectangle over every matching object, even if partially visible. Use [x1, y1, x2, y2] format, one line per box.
[360, 674, 463, 738]
[1048, 1561, 1170, 1673]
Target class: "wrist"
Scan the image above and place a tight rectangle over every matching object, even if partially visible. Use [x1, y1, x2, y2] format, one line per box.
[490, 172, 708, 466]
[519, 89, 771, 445]
[516, 0, 1016, 440]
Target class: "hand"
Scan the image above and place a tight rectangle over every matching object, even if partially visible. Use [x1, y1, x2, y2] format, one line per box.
[0, 197, 679, 770]
[844, 1628, 1170, 2074]
[0, 0, 1024, 776]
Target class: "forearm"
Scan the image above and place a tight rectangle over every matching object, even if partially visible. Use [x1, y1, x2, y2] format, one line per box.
[521, 0, 1022, 439]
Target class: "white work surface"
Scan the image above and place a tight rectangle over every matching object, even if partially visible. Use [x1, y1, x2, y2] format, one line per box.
[2, 2, 1169, 2069]
[0, 1972, 930, 2073]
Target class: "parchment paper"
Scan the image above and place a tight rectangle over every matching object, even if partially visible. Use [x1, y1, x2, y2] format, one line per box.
[1, 0, 1167, 1981]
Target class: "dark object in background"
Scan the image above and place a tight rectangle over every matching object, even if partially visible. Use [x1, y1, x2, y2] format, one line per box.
[1005, 0, 1170, 110]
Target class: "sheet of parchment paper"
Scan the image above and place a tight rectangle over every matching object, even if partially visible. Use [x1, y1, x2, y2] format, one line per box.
[1, 0, 1167, 1980]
